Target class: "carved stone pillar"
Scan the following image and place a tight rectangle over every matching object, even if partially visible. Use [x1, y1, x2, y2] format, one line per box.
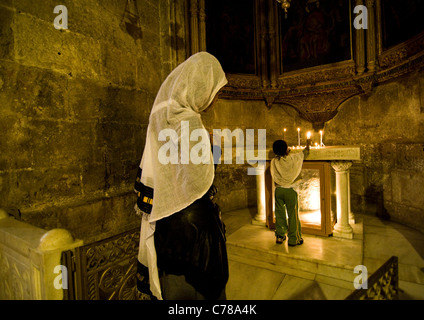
[268, 0, 278, 89]
[331, 161, 354, 239]
[252, 164, 267, 226]
[355, 0, 366, 74]
[189, 0, 199, 54]
[366, 0, 377, 72]
[198, 0, 206, 51]
[257, 0, 269, 88]
[348, 170, 355, 224]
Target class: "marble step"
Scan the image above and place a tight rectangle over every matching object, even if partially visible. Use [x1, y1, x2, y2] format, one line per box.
[226, 223, 364, 289]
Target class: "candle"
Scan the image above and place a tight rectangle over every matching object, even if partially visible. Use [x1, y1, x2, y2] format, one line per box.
[306, 131, 311, 148]
[297, 128, 300, 146]
[319, 130, 323, 146]
[283, 128, 286, 140]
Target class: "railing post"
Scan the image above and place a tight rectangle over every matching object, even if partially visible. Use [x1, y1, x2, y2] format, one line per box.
[0, 210, 83, 300]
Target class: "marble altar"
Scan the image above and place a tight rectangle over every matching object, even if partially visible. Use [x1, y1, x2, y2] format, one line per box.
[251, 146, 361, 239]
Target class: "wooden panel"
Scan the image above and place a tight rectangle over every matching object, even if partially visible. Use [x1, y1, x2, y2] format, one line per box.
[265, 161, 333, 237]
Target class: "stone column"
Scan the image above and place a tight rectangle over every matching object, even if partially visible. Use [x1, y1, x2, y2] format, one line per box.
[198, 0, 206, 51]
[252, 164, 267, 226]
[366, 0, 377, 73]
[189, 0, 199, 54]
[348, 171, 355, 224]
[355, 0, 366, 74]
[331, 161, 354, 239]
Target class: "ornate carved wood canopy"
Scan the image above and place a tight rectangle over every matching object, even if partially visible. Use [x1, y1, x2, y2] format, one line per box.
[186, 0, 424, 129]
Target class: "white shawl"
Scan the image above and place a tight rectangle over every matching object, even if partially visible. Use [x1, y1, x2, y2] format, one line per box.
[270, 151, 305, 189]
[137, 52, 227, 299]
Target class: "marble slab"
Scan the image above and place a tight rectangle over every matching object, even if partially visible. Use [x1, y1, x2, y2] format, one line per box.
[226, 221, 364, 284]
[263, 146, 361, 161]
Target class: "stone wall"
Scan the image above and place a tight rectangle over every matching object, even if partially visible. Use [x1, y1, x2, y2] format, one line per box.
[0, 0, 183, 243]
[326, 70, 424, 232]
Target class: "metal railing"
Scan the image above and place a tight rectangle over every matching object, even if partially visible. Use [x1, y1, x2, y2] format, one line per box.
[62, 228, 145, 300]
[61, 226, 399, 300]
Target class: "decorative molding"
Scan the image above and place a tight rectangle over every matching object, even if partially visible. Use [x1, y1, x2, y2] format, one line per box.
[278, 61, 357, 89]
[278, 86, 362, 128]
[225, 74, 262, 89]
[331, 161, 353, 173]
[262, 90, 280, 109]
[379, 32, 424, 69]
[0, 251, 32, 300]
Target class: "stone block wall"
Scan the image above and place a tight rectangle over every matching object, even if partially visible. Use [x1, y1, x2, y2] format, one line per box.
[0, 0, 182, 243]
[325, 70, 424, 232]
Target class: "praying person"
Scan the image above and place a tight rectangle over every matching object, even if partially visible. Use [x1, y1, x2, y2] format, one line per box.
[270, 139, 310, 246]
[134, 52, 229, 300]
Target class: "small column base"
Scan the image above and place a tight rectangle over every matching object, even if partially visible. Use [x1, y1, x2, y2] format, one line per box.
[251, 216, 266, 226]
[333, 224, 354, 239]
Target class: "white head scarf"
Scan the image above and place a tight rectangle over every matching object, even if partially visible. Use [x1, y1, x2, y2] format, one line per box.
[137, 52, 227, 299]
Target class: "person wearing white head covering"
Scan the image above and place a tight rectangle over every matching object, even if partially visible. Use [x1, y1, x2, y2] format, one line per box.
[134, 52, 228, 300]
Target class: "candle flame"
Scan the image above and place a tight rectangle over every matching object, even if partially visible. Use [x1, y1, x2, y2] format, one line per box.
[307, 131, 311, 139]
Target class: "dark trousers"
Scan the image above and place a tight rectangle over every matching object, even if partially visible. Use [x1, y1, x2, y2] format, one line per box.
[274, 187, 302, 245]
[160, 273, 226, 300]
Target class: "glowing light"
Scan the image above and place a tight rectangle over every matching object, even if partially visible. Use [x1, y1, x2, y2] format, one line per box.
[298, 171, 321, 227]
[300, 210, 321, 226]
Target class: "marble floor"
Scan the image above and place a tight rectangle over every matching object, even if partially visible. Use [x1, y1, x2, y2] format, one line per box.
[222, 207, 424, 300]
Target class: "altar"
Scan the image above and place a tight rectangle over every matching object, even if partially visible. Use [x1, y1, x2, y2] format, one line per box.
[251, 146, 361, 239]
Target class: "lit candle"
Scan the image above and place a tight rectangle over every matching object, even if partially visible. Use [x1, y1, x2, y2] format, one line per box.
[283, 128, 286, 140]
[319, 130, 323, 146]
[306, 131, 311, 148]
[297, 128, 300, 146]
